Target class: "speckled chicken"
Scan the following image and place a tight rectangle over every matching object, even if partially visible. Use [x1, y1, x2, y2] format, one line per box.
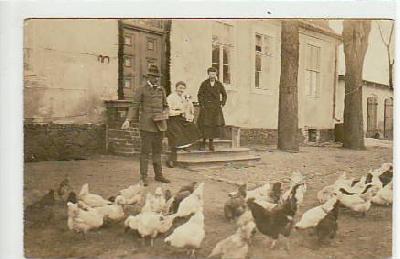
[247, 183, 301, 249]
[224, 184, 247, 221]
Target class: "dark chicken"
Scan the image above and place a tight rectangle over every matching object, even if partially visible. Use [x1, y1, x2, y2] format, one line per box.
[247, 183, 301, 249]
[315, 199, 340, 243]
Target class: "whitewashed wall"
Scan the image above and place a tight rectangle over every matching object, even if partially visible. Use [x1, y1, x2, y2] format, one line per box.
[170, 19, 338, 130]
[24, 19, 119, 124]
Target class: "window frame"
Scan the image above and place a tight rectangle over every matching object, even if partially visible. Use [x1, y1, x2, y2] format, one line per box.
[304, 43, 322, 98]
[211, 21, 235, 89]
[252, 31, 276, 93]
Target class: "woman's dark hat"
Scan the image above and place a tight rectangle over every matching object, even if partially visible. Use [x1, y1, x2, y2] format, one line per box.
[147, 64, 161, 77]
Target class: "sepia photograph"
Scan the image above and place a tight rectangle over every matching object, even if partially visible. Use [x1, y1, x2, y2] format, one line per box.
[21, 17, 394, 258]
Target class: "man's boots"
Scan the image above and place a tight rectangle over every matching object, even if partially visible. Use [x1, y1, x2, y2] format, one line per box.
[153, 163, 171, 183]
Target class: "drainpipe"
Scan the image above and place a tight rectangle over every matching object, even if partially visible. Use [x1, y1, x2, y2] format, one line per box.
[332, 39, 340, 123]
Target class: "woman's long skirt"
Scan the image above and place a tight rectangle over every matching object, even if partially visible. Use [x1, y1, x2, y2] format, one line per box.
[167, 115, 200, 147]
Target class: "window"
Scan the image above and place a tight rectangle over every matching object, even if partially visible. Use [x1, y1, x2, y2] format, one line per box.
[123, 77, 133, 88]
[254, 33, 274, 90]
[124, 34, 133, 46]
[123, 55, 134, 68]
[212, 22, 234, 85]
[147, 38, 156, 51]
[305, 44, 321, 97]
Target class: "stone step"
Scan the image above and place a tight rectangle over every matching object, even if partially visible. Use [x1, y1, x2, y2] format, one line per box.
[188, 139, 233, 150]
[169, 148, 251, 160]
[112, 150, 140, 157]
[175, 154, 261, 169]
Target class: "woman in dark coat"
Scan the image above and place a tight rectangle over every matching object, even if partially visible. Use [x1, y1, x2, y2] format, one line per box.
[197, 67, 227, 151]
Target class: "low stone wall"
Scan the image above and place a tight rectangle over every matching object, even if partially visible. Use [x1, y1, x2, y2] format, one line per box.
[240, 128, 334, 146]
[24, 123, 106, 162]
[240, 128, 278, 146]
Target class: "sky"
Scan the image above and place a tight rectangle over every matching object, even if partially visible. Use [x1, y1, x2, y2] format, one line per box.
[328, 19, 394, 85]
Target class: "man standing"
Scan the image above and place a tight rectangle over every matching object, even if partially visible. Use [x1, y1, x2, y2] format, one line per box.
[197, 67, 228, 151]
[121, 65, 170, 186]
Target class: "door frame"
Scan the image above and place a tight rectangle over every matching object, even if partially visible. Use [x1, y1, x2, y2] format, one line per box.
[117, 19, 170, 100]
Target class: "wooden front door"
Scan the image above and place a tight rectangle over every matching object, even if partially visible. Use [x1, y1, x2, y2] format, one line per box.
[119, 23, 163, 100]
[384, 98, 393, 139]
[366, 96, 378, 138]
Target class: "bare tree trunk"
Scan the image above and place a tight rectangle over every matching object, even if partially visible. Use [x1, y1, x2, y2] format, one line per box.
[277, 21, 299, 152]
[389, 59, 394, 89]
[342, 20, 371, 150]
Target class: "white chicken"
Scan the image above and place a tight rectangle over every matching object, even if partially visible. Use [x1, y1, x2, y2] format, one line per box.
[317, 172, 357, 204]
[246, 182, 272, 200]
[78, 183, 111, 207]
[208, 221, 256, 259]
[295, 197, 338, 229]
[141, 189, 166, 214]
[165, 211, 205, 258]
[117, 183, 143, 205]
[371, 181, 393, 206]
[94, 203, 125, 222]
[67, 202, 104, 234]
[175, 183, 204, 217]
[124, 211, 163, 247]
[335, 185, 375, 215]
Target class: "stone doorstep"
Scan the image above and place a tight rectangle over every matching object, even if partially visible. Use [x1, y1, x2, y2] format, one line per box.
[169, 147, 252, 159]
[175, 154, 261, 168]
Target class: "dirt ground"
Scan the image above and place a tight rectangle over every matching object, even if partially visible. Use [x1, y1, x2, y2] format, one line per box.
[24, 144, 392, 259]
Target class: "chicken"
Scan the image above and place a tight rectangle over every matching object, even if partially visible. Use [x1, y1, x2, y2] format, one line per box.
[109, 183, 143, 205]
[317, 172, 358, 204]
[376, 163, 393, 187]
[246, 182, 272, 200]
[150, 187, 167, 213]
[141, 188, 166, 214]
[78, 183, 111, 207]
[208, 222, 256, 259]
[67, 202, 104, 234]
[336, 184, 374, 215]
[57, 176, 73, 201]
[315, 199, 340, 243]
[158, 214, 178, 234]
[282, 172, 307, 207]
[295, 197, 338, 229]
[66, 191, 78, 204]
[124, 211, 163, 247]
[247, 183, 301, 249]
[224, 184, 247, 221]
[24, 189, 56, 226]
[178, 181, 197, 194]
[168, 190, 191, 214]
[371, 181, 393, 206]
[164, 211, 205, 258]
[164, 189, 173, 202]
[175, 183, 204, 217]
[94, 201, 125, 222]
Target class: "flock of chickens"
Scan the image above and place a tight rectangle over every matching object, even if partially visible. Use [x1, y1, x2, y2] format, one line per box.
[25, 162, 393, 259]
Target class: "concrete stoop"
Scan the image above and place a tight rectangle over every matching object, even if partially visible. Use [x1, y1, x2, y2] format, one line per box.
[107, 129, 260, 168]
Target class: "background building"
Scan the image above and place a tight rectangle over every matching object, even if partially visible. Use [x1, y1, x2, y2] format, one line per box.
[23, 19, 393, 161]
